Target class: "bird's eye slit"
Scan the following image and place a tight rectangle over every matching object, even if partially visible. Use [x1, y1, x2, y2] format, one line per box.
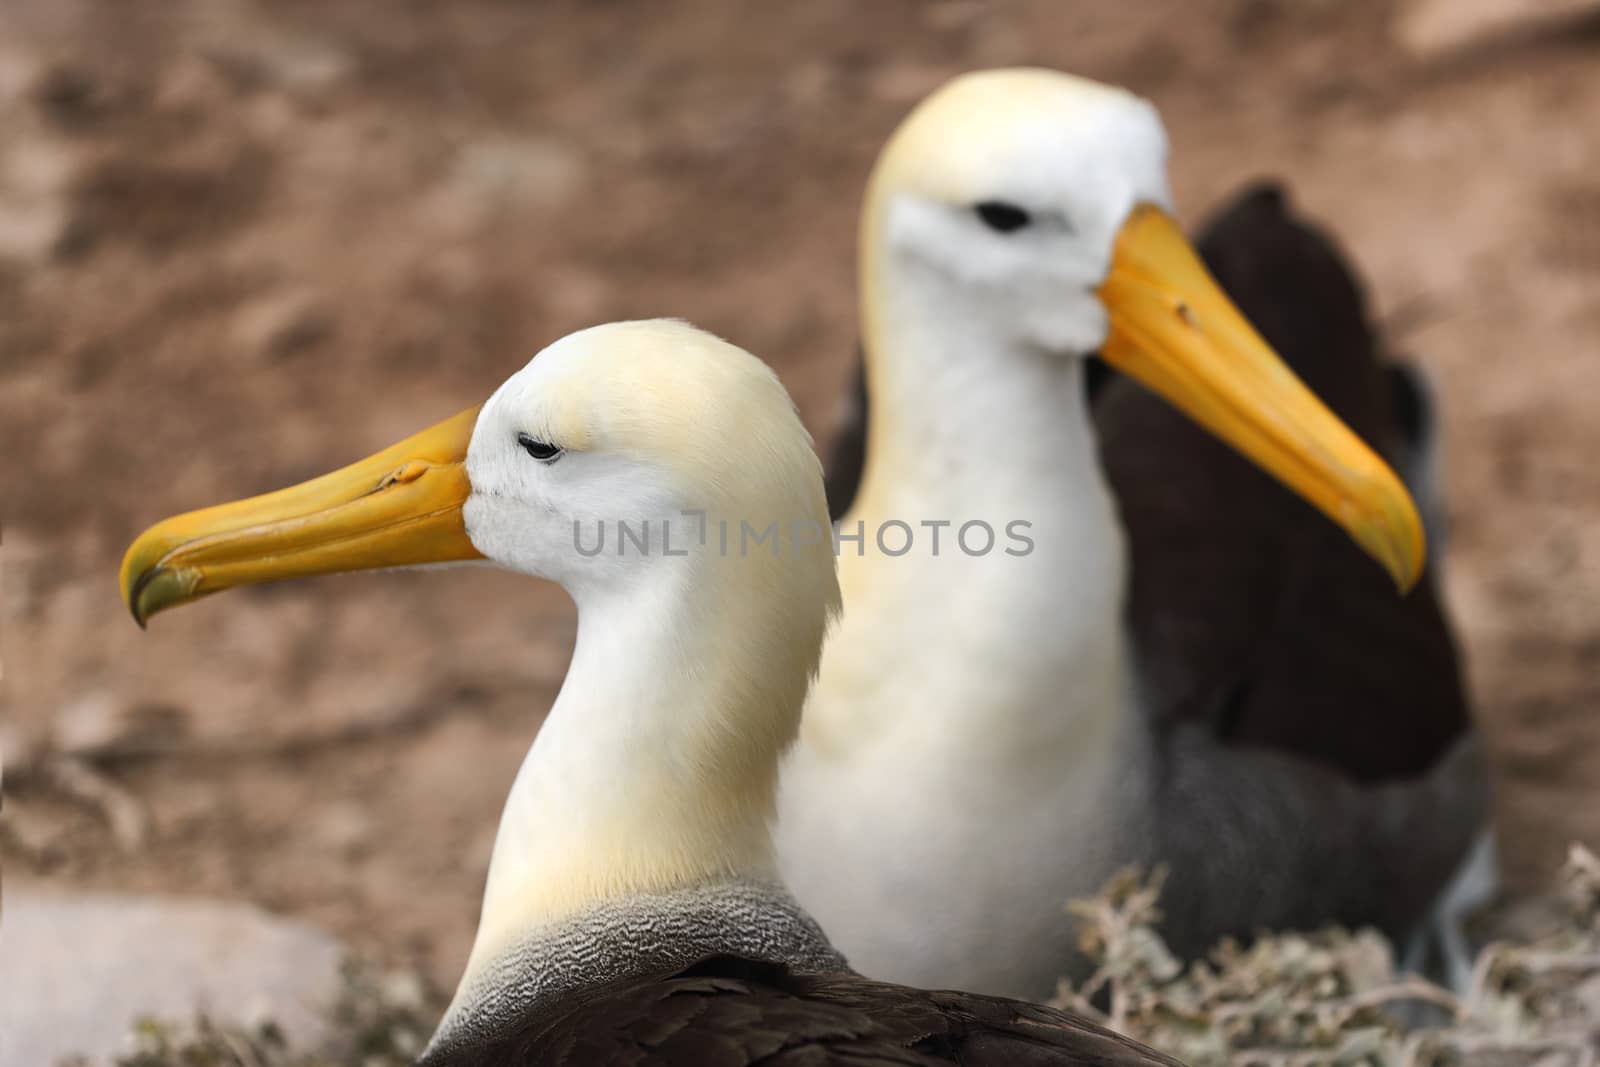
[974, 201, 1031, 233]
[516, 433, 563, 462]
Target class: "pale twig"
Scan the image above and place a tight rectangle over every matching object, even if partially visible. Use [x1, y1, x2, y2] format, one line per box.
[1335, 977, 1462, 1018]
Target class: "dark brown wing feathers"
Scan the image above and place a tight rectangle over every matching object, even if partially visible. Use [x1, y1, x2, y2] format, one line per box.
[1093, 182, 1469, 780]
[438, 955, 1183, 1067]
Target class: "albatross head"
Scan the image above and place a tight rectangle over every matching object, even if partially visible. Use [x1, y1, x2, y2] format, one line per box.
[120, 317, 840, 911]
[121, 319, 838, 628]
[864, 68, 1426, 590]
[118, 313, 844, 751]
[867, 69, 1170, 356]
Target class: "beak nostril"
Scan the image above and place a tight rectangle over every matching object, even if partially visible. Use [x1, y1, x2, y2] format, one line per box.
[1175, 301, 1198, 328]
[379, 460, 431, 491]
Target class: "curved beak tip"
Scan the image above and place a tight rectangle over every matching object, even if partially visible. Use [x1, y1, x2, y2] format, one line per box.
[1359, 489, 1426, 595]
[1098, 204, 1431, 600]
[121, 561, 178, 630]
[119, 540, 165, 630]
[119, 524, 208, 629]
[112, 404, 483, 629]
[120, 559, 149, 630]
[1397, 530, 1427, 596]
[1389, 553, 1421, 596]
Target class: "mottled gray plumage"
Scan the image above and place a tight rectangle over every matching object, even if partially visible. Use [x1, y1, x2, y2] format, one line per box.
[421, 881, 844, 1063]
[427, 959, 1184, 1067]
[421, 881, 1181, 1067]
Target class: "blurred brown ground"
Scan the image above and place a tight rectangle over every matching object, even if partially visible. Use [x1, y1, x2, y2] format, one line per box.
[4, 0, 1600, 989]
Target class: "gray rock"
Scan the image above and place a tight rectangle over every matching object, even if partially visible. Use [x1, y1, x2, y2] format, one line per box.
[0, 888, 345, 1067]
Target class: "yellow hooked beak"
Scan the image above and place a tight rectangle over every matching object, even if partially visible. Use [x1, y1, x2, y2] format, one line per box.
[1096, 204, 1425, 591]
[121, 406, 486, 627]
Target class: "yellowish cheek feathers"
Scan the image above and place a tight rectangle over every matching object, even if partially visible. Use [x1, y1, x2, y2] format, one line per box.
[1094, 204, 1425, 592]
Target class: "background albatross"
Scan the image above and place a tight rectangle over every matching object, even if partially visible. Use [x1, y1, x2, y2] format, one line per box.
[777, 69, 1485, 1000]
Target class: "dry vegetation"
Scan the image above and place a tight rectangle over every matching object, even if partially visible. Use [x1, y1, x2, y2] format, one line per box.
[78, 848, 1600, 1067]
[66, 963, 438, 1067]
[1051, 849, 1600, 1066]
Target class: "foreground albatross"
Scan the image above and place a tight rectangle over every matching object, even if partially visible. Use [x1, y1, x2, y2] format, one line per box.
[121, 321, 1186, 1067]
[777, 69, 1482, 999]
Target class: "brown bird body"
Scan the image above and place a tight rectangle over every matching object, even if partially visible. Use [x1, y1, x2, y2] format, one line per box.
[428, 955, 1181, 1067]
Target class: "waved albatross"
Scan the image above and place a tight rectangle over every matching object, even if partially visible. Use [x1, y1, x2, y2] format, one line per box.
[121, 320, 1190, 1067]
[777, 69, 1484, 1000]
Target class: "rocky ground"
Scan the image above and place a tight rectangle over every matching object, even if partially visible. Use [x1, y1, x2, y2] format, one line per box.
[5, 0, 1600, 1028]
[2, 890, 348, 1066]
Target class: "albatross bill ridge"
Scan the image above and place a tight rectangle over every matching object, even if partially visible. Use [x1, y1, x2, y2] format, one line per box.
[121, 319, 1186, 1067]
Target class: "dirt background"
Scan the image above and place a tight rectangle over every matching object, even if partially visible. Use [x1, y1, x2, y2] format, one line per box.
[5, 0, 1600, 990]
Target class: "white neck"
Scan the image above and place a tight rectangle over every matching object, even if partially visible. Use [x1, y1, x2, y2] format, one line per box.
[805, 230, 1133, 763]
[463, 548, 818, 974]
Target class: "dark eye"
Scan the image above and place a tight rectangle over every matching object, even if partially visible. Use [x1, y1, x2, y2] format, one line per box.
[517, 433, 563, 462]
[974, 201, 1031, 233]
